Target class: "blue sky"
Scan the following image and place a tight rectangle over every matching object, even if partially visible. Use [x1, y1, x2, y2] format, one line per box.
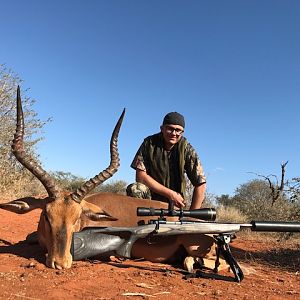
[1, 1, 299, 197]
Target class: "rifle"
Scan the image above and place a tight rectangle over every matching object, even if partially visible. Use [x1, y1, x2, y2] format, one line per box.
[71, 206, 300, 282]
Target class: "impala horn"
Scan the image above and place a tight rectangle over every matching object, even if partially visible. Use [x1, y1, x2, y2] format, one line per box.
[11, 86, 60, 200]
[70, 108, 125, 203]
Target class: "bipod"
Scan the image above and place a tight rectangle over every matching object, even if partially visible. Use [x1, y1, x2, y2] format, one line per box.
[213, 234, 244, 282]
[184, 233, 244, 282]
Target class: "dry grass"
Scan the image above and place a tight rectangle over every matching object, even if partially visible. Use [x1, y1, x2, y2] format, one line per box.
[0, 169, 45, 203]
[216, 205, 248, 223]
[216, 204, 300, 245]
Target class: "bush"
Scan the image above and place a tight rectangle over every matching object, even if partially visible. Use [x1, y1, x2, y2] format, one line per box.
[95, 180, 128, 195]
[0, 65, 50, 199]
[0, 169, 45, 201]
[49, 171, 86, 192]
[229, 179, 299, 222]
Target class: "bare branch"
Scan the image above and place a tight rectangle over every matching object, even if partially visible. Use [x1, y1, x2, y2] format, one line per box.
[279, 161, 288, 192]
[248, 161, 289, 206]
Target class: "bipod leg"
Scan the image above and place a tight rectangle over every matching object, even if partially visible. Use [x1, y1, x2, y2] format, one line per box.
[214, 234, 244, 283]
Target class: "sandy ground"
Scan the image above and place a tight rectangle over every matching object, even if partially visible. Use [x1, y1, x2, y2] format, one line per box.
[0, 208, 299, 300]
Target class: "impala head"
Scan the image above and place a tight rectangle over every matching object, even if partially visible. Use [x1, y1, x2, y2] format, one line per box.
[1, 86, 124, 269]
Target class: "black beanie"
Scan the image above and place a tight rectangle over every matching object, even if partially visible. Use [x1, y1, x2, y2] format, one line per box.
[163, 112, 185, 128]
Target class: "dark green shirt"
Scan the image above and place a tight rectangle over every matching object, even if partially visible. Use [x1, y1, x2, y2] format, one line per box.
[130, 132, 206, 201]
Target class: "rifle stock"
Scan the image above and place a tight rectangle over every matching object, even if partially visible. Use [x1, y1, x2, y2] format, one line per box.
[72, 222, 242, 259]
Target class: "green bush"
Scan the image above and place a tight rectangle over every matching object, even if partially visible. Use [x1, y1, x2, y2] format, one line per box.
[230, 179, 299, 222]
[95, 180, 128, 195]
[49, 171, 86, 192]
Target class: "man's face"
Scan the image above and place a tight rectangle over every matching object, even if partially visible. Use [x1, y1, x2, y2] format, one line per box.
[161, 124, 184, 148]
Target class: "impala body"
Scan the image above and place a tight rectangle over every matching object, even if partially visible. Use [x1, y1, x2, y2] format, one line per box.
[0, 87, 216, 271]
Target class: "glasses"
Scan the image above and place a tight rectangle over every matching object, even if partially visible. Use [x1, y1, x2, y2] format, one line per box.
[164, 125, 184, 136]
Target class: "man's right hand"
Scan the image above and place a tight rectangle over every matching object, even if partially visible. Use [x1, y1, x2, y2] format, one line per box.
[136, 170, 186, 208]
[169, 191, 185, 208]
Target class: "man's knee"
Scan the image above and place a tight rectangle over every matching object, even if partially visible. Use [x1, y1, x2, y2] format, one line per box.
[126, 182, 152, 199]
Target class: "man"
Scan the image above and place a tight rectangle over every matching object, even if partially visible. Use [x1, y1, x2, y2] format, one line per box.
[127, 112, 206, 210]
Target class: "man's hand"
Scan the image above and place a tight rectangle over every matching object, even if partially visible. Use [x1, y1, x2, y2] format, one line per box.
[170, 191, 185, 208]
[136, 170, 186, 208]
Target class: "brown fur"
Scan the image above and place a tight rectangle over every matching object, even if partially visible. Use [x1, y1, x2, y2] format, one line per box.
[0, 192, 219, 270]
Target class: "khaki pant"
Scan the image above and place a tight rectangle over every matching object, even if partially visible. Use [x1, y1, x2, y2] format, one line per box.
[126, 182, 152, 199]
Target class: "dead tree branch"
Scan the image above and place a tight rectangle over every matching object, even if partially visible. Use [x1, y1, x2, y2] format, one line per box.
[248, 161, 289, 206]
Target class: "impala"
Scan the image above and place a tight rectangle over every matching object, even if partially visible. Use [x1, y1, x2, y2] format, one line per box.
[0, 87, 218, 271]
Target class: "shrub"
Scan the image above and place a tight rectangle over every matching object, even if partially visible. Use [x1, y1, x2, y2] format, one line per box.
[95, 180, 128, 195]
[0, 65, 50, 199]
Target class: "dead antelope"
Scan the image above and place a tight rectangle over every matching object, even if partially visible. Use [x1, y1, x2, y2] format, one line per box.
[0, 87, 218, 271]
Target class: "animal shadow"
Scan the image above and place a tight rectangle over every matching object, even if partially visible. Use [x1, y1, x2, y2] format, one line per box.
[231, 244, 300, 272]
[0, 234, 45, 264]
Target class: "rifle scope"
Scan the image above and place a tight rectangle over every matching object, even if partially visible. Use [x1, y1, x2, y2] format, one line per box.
[137, 207, 216, 221]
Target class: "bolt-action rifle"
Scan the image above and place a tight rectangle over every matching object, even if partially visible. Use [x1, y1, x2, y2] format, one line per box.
[71, 204, 300, 282]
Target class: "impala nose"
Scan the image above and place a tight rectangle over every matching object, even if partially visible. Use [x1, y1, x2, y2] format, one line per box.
[47, 254, 73, 269]
[53, 258, 72, 269]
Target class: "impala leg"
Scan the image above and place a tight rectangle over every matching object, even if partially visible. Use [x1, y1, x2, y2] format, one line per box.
[179, 234, 229, 273]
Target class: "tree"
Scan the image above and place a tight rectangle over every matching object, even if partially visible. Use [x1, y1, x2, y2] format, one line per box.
[95, 180, 128, 194]
[286, 177, 300, 203]
[245, 163, 300, 222]
[49, 171, 86, 192]
[216, 194, 232, 207]
[0, 64, 50, 197]
[231, 179, 298, 221]
[249, 161, 288, 205]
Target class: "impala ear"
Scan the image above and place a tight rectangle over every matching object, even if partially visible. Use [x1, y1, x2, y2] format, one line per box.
[80, 200, 118, 221]
[0, 197, 47, 214]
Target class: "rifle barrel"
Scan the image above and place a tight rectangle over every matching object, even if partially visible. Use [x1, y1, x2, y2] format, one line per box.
[249, 221, 300, 232]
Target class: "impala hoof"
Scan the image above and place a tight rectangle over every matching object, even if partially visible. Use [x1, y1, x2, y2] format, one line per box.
[183, 256, 204, 273]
